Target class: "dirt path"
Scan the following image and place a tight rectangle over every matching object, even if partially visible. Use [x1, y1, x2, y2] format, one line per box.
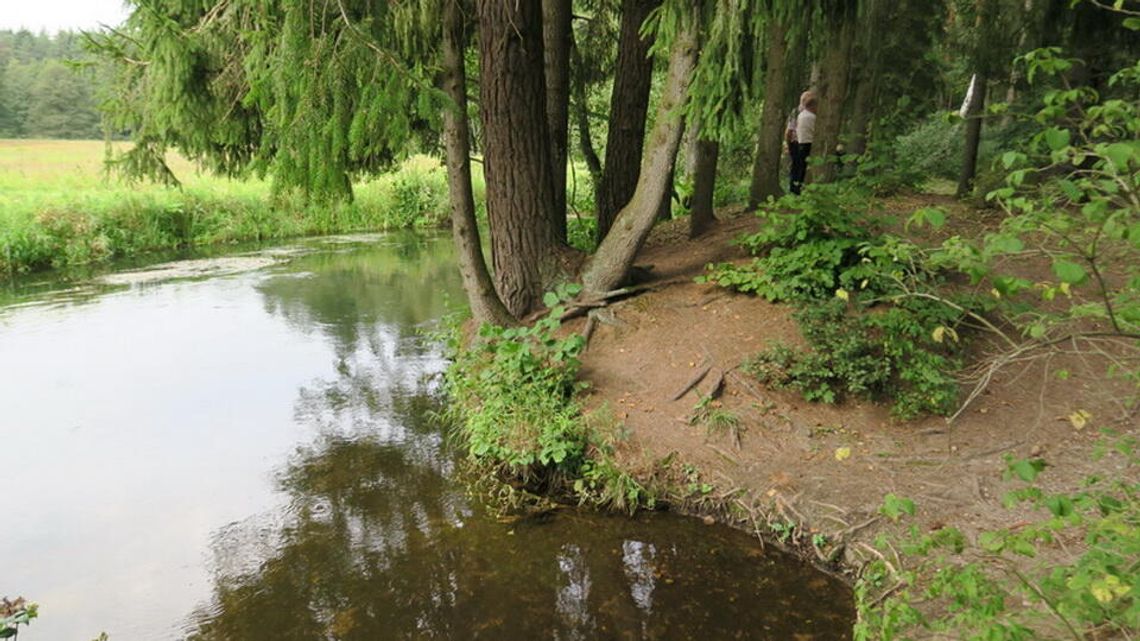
[572, 205, 1138, 574]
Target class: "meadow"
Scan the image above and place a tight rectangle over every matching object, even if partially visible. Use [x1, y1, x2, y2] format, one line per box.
[0, 140, 457, 274]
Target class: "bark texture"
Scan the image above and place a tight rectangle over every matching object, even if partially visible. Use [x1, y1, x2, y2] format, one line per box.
[594, 0, 661, 243]
[582, 9, 699, 296]
[956, 73, 988, 197]
[813, 3, 857, 183]
[441, 0, 512, 326]
[689, 139, 719, 238]
[748, 16, 791, 207]
[477, 0, 561, 318]
[543, 0, 572, 241]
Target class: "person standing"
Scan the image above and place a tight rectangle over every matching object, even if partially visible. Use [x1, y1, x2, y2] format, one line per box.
[789, 93, 817, 195]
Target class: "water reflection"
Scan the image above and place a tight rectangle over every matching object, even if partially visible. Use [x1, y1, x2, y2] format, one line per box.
[180, 237, 853, 640]
[0, 232, 852, 641]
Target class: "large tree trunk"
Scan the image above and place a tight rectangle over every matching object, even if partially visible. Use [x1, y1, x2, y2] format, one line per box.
[845, 0, 885, 158]
[441, 0, 512, 326]
[594, 0, 661, 244]
[582, 7, 700, 296]
[477, 0, 562, 318]
[543, 0, 571, 242]
[748, 16, 791, 207]
[956, 72, 988, 197]
[689, 138, 718, 238]
[813, 2, 857, 183]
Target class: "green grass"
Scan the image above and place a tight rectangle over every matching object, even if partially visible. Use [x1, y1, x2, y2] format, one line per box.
[0, 140, 466, 273]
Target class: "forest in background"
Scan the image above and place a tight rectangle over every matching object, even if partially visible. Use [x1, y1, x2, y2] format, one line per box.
[0, 29, 107, 139]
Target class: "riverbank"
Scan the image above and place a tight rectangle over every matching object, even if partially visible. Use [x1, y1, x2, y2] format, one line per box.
[560, 199, 1137, 636]
[0, 140, 454, 274]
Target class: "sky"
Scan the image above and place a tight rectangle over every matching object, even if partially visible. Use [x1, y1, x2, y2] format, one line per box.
[0, 0, 129, 33]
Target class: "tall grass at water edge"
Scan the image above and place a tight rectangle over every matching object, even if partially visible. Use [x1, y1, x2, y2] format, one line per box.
[0, 140, 463, 274]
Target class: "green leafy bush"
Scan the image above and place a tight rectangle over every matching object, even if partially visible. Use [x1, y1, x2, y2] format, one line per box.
[746, 298, 963, 418]
[443, 285, 652, 511]
[699, 182, 881, 302]
[856, 436, 1139, 640]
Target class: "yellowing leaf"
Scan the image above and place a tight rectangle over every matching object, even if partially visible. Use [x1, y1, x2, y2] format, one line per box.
[931, 326, 958, 344]
[1059, 282, 1071, 297]
[1068, 409, 1092, 430]
[834, 447, 852, 462]
[1090, 575, 1129, 603]
[835, 288, 850, 301]
[990, 288, 1002, 299]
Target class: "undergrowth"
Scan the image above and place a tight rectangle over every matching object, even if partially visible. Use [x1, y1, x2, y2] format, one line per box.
[700, 178, 974, 419]
[0, 150, 456, 274]
[442, 284, 652, 514]
[856, 434, 1139, 640]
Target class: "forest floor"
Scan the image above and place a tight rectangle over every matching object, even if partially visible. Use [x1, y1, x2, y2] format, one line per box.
[568, 192, 1139, 580]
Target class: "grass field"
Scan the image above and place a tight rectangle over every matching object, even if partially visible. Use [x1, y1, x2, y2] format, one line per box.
[0, 140, 457, 274]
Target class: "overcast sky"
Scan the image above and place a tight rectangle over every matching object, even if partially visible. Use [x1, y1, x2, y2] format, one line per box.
[0, 0, 129, 33]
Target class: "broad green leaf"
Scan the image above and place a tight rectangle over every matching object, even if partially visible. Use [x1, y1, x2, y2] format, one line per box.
[1044, 127, 1070, 151]
[542, 291, 560, 307]
[1008, 457, 1047, 482]
[1052, 259, 1088, 285]
[1103, 142, 1135, 172]
[1124, 16, 1140, 30]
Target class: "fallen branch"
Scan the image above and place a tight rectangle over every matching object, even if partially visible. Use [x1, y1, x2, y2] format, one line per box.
[669, 362, 712, 401]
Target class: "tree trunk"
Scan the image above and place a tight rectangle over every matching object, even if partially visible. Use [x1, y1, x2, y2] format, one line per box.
[747, 16, 791, 207]
[689, 138, 718, 238]
[570, 32, 603, 199]
[543, 0, 572, 242]
[582, 7, 700, 296]
[477, 0, 562, 318]
[846, 0, 885, 158]
[594, 0, 661, 244]
[956, 72, 988, 198]
[441, 0, 512, 326]
[813, 3, 857, 183]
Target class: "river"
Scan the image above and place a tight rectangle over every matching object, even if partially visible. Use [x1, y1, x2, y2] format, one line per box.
[0, 233, 852, 640]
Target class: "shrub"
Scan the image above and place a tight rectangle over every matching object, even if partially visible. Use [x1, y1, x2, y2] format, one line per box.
[443, 285, 652, 511]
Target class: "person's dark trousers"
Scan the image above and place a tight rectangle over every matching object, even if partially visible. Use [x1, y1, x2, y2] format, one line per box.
[789, 142, 811, 195]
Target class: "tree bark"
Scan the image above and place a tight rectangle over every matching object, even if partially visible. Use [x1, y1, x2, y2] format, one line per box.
[845, 0, 885, 158]
[813, 2, 857, 183]
[543, 0, 572, 242]
[441, 0, 512, 326]
[594, 0, 661, 244]
[569, 31, 603, 202]
[689, 138, 719, 238]
[477, 0, 562, 318]
[956, 72, 988, 197]
[582, 7, 700, 296]
[748, 15, 791, 207]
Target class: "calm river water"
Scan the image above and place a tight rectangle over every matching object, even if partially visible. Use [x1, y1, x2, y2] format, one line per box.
[0, 233, 852, 640]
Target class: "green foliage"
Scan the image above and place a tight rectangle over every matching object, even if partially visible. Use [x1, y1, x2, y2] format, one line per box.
[927, 46, 1140, 391]
[443, 285, 652, 513]
[91, 1, 442, 201]
[0, 145, 452, 274]
[855, 436, 1140, 640]
[0, 29, 105, 139]
[699, 182, 880, 302]
[894, 114, 969, 180]
[702, 180, 971, 418]
[745, 297, 963, 419]
[566, 216, 598, 253]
